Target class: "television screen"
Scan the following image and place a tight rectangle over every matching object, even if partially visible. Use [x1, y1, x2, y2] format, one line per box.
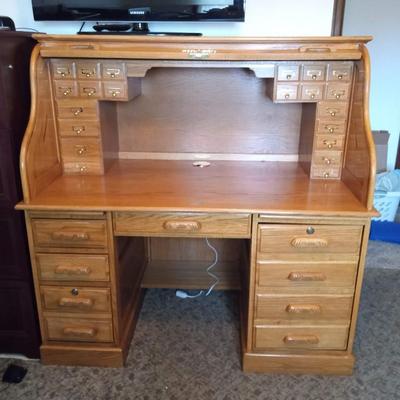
[32, 0, 245, 22]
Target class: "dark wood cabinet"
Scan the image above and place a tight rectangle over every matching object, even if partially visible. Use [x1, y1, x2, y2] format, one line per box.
[0, 31, 40, 358]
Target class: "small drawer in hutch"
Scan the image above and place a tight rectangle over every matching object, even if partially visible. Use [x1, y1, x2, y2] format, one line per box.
[275, 84, 299, 101]
[78, 81, 103, 99]
[56, 100, 99, 120]
[256, 260, 358, 291]
[325, 83, 351, 101]
[54, 81, 78, 99]
[276, 65, 300, 81]
[51, 60, 76, 80]
[41, 286, 112, 313]
[76, 61, 101, 80]
[312, 150, 342, 167]
[301, 64, 326, 81]
[58, 120, 100, 138]
[316, 120, 347, 135]
[63, 162, 103, 175]
[257, 224, 362, 255]
[254, 294, 353, 323]
[315, 135, 345, 151]
[327, 62, 353, 81]
[300, 84, 324, 101]
[317, 102, 349, 120]
[36, 253, 110, 282]
[45, 317, 114, 343]
[103, 81, 129, 100]
[311, 167, 341, 180]
[253, 325, 349, 350]
[102, 62, 126, 80]
[31, 219, 108, 250]
[60, 137, 102, 161]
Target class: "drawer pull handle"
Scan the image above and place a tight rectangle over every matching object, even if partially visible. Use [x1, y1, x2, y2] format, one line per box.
[330, 111, 337, 117]
[83, 88, 96, 96]
[63, 327, 97, 338]
[75, 145, 87, 156]
[283, 335, 319, 345]
[72, 108, 83, 116]
[286, 74, 292, 80]
[284, 94, 290, 99]
[288, 272, 327, 282]
[62, 89, 71, 96]
[78, 165, 88, 173]
[310, 93, 315, 99]
[300, 47, 331, 53]
[291, 238, 328, 248]
[323, 139, 337, 149]
[71, 45, 95, 50]
[335, 94, 341, 99]
[55, 265, 91, 275]
[106, 69, 120, 78]
[51, 231, 90, 241]
[327, 127, 335, 133]
[337, 74, 344, 80]
[323, 158, 332, 165]
[163, 221, 201, 232]
[72, 126, 85, 135]
[58, 297, 94, 308]
[311, 74, 317, 80]
[286, 304, 322, 314]
[81, 69, 95, 77]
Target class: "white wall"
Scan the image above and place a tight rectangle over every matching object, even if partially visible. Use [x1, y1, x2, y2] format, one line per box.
[344, 0, 400, 170]
[0, 0, 334, 36]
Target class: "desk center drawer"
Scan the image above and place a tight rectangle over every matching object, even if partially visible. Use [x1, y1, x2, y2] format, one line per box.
[113, 212, 251, 238]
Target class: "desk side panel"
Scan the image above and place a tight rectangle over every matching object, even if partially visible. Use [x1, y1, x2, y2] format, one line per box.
[342, 45, 376, 210]
[20, 46, 62, 202]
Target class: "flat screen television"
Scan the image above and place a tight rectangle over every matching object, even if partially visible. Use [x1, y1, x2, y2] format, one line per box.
[32, 0, 245, 22]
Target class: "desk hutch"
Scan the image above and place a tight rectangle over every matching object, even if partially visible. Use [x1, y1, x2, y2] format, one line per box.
[18, 35, 377, 374]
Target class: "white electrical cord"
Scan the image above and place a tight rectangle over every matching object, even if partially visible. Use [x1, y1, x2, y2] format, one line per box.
[175, 238, 220, 299]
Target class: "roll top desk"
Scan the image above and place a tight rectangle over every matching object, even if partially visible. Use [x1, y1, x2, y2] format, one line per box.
[18, 35, 377, 374]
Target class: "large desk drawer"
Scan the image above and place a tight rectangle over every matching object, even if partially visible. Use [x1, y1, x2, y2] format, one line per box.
[41, 286, 111, 313]
[31, 219, 108, 250]
[37, 253, 110, 282]
[256, 260, 358, 291]
[254, 325, 349, 350]
[45, 317, 114, 343]
[255, 294, 353, 323]
[113, 212, 251, 238]
[258, 224, 362, 255]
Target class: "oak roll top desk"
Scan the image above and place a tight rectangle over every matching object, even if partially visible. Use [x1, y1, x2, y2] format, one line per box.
[17, 35, 377, 374]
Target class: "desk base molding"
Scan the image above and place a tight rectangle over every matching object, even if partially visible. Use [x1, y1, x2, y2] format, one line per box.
[40, 344, 125, 368]
[242, 352, 354, 375]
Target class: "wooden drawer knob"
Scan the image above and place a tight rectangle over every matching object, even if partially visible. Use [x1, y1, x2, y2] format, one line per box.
[55, 265, 91, 276]
[63, 327, 97, 338]
[283, 335, 319, 345]
[51, 231, 90, 242]
[163, 220, 201, 232]
[286, 304, 322, 314]
[58, 297, 94, 308]
[291, 238, 328, 248]
[288, 272, 327, 282]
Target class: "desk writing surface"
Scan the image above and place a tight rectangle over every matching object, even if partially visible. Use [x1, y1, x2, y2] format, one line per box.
[20, 159, 373, 216]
